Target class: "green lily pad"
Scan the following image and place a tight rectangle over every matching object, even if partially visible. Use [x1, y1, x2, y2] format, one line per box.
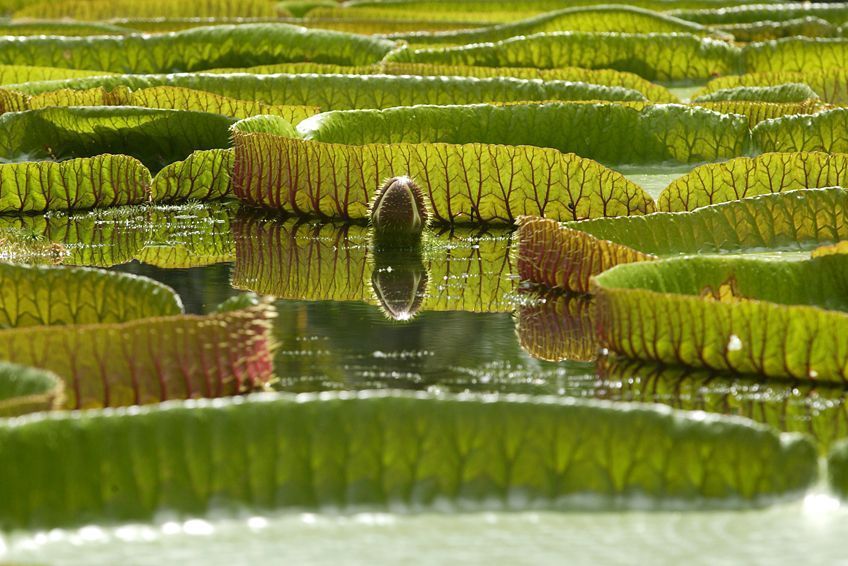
[0, 391, 817, 529]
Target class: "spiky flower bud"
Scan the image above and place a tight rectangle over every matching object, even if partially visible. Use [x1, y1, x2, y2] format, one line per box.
[369, 176, 429, 248]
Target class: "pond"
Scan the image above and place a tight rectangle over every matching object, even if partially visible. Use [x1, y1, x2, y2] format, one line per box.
[3, 197, 847, 563]
[1, 2, 848, 563]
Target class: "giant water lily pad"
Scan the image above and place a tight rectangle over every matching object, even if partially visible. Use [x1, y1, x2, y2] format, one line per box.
[592, 252, 848, 382]
[385, 32, 741, 81]
[0, 391, 817, 530]
[0, 24, 396, 73]
[0, 361, 63, 417]
[231, 112, 655, 222]
[517, 188, 848, 292]
[8, 72, 647, 109]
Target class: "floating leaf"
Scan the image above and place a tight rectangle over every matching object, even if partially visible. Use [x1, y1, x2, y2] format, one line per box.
[231, 112, 654, 223]
[0, 64, 114, 86]
[151, 149, 234, 203]
[15, 0, 281, 19]
[0, 24, 396, 73]
[0, 107, 234, 172]
[593, 253, 848, 382]
[518, 188, 848, 292]
[751, 108, 848, 153]
[25, 85, 321, 122]
[342, 0, 771, 17]
[0, 88, 26, 113]
[27, 86, 132, 108]
[515, 292, 598, 362]
[659, 152, 848, 211]
[697, 69, 848, 105]
[693, 100, 822, 127]
[716, 17, 839, 42]
[0, 390, 818, 529]
[0, 156, 151, 214]
[742, 37, 848, 74]
[385, 32, 742, 81]
[0, 298, 275, 409]
[296, 102, 749, 165]
[203, 62, 679, 103]
[307, 5, 522, 25]
[0, 362, 63, 417]
[11, 73, 647, 109]
[692, 83, 820, 103]
[129, 86, 320, 121]
[231, 214, 515, 313]
[0, 20, 132, 36]
[516, 216, 655, 294]
[385, 6, 727, 45]
[672, 4, 848, 25]
[0, 264, 182, 327]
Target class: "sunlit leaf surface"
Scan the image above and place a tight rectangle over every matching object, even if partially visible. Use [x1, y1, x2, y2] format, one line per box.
[232, 112, 654, 222]
[518, 188, 848, 292]
[593, 254, 848, 382]
[0, 24, 396, 73]
[386, 32, 742, 81]
[0, 391, 817, 529]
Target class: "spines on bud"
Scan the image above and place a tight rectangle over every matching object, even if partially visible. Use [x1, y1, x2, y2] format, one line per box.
[369, 176, 430, 248]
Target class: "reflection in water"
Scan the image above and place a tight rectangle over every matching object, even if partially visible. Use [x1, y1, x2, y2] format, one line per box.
[0, 202, 236, 269]
[21, 201, 848, 454]
[272, 300, 560, 393]
[371, 248, 429, 321]
[515, 291, 598, 363]
[232, 211, 517, 315]
[598, 358, 848, 453]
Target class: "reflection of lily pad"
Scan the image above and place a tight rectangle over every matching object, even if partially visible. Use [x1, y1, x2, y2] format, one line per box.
[599, 358, 848, 454]
[0, 203, 236, 268]
[231, 214, 515, 313]
[515, 291, 597, 363]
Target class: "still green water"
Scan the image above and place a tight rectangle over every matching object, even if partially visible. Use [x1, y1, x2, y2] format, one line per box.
[2, 191, 846, 564]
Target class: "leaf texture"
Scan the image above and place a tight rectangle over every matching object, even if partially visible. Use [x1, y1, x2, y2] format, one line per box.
[0, 362, 63, 417]
[0, 391, 817, 529]
[385, 32, 742, 81]
[0, 156, 152, 213]
[0, 264, 182, 327]
[385, 6, 727, 45]
[659, 152, 848, 211]
[10, 72, 647, 109]
[0, 106, 235, 172]
[0, 299, 276, 409]
[751, 108, 848, 154]
[232, 117, 655, 223]
[593, 254, 848, 382]
[295, 102, 750, 165]
[518, 188, 848, 292]
[0, 24, 397, 73]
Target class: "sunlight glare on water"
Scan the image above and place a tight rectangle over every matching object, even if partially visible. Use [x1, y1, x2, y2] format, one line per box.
[4, 501, 848, 565]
